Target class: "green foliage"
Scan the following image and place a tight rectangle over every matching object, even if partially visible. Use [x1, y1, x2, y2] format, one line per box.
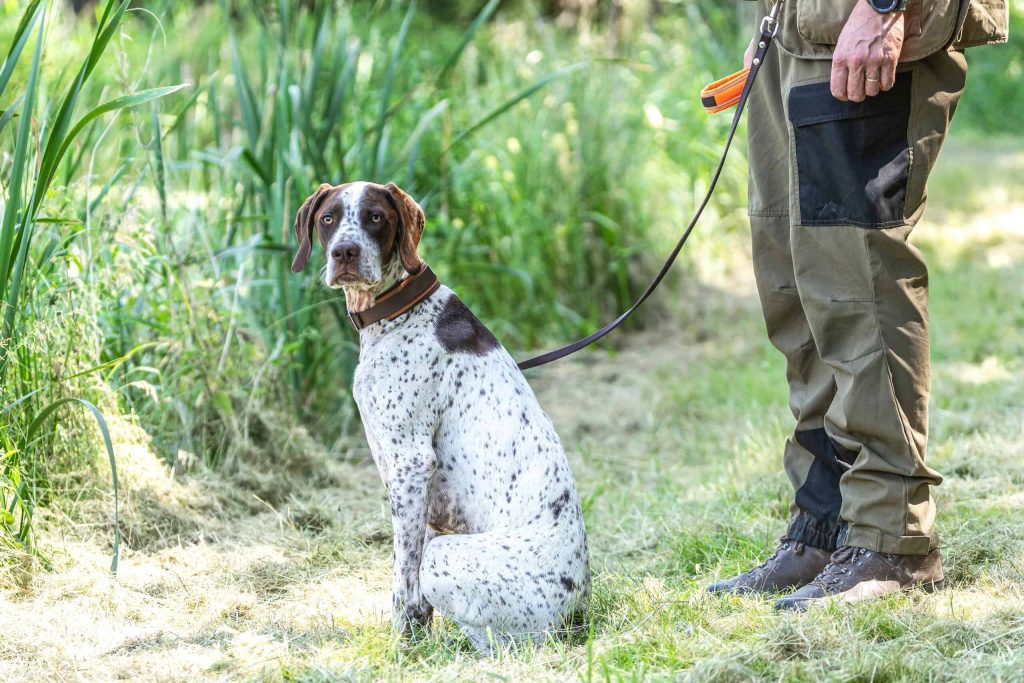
[0, 0, 182, 559]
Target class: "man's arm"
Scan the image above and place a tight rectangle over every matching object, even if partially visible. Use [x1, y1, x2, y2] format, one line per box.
[832, 0, 906, 102]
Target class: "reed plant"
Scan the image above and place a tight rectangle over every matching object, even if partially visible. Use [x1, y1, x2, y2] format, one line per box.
[1, 0, 184, 565]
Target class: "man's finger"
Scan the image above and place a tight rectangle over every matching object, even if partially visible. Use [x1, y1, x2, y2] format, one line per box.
[831, 62, 850, 101]
[880, 58, 898, 91]
[847, 62, 866, 103]
[865, 68, 882, 98]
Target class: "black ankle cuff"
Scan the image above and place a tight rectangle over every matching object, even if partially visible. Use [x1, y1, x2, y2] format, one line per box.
[787, 512, 844, 552]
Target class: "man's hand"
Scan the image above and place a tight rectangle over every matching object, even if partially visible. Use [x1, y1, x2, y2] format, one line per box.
[744, 37, 756, 69]
[832, 0, 906, 102]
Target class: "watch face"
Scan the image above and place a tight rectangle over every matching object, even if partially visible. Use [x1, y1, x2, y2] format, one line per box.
[870, 0, 902, 11]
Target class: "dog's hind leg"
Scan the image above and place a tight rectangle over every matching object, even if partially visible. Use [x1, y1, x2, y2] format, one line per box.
[460, 625, 507, 654]
[420, 528, 586, 652]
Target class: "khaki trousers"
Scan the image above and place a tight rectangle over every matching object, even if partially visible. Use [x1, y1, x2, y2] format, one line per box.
[747, 21, 968, 555]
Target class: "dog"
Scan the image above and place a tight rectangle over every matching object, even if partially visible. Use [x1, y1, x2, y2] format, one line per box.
[290, 181, 590, 652]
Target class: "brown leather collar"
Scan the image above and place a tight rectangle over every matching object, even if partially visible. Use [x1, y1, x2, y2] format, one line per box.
[347, 265, 441, 331]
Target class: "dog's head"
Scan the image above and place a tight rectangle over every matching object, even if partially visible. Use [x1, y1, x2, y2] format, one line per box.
[290, 181, 426, 290]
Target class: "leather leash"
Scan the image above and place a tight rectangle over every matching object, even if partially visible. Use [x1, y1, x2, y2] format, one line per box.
[516, 1, 784, 371]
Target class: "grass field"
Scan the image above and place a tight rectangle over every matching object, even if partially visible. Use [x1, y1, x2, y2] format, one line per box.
[1, 135, 1021, 682]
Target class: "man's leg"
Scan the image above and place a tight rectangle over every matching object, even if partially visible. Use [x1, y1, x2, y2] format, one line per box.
[708, 34, 836, 595]
[776, 49, 968, 610]
[755, 211, 854, 553]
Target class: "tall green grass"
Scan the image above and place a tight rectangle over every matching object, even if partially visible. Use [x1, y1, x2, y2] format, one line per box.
[0, 0, 183, 564]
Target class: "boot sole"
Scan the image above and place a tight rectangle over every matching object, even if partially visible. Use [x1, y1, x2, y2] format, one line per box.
[776, 576, 946, 611]
[838, 577, 946, 604]
[707, 580, 818, 597]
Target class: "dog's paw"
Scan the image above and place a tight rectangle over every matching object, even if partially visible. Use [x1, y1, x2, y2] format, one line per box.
[392, 596, 434, 635]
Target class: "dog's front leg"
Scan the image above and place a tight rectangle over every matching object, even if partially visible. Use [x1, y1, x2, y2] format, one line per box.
[387, 447, 436, 635]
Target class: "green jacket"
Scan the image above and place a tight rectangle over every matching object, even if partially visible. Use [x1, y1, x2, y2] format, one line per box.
[753, 0, 1009, 61]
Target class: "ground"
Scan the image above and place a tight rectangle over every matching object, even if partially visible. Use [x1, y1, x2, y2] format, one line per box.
[1, 137, 1023, 682]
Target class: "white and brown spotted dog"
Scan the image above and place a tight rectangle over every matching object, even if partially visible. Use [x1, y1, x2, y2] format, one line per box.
[291, 181, 590, 652]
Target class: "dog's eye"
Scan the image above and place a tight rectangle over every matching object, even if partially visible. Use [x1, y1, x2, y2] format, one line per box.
[370, 213, 383, 224]
[322, 215, 334, 225]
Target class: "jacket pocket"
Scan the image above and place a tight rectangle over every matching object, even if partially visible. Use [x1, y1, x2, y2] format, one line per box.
[953, 0, 1010, 48]
[789, 75, 914, 228]
[797, 0, 923, 44]
[780, 0, 960, 62]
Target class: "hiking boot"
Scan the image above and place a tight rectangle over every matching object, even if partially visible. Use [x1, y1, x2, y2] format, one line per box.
[774, 545, 945, 611]
[706, 537, 832, 596]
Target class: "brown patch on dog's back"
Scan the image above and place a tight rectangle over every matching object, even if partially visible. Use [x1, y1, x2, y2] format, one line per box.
[435, 294, 499, 356]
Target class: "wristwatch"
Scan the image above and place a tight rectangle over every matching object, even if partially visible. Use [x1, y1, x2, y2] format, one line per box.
[867, 0, 909, 12]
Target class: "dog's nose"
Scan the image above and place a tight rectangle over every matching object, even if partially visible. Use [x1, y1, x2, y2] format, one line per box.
[331, 241, 361, 263]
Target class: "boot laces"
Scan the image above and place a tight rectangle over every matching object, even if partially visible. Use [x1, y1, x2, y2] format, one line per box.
[813, 545, 870, 588]
[745, 537, 804, 577]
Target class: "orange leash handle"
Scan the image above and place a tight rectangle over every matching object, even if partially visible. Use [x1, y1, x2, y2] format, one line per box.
[701, 67, 751, 114]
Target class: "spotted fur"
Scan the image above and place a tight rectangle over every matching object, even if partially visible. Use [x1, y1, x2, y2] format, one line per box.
[293, 182, 591, 653]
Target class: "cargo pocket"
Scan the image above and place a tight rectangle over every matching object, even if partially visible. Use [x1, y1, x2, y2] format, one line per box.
[789, 75, 914, 228]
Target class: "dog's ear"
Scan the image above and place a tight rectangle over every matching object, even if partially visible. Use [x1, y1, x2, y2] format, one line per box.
[291, 183, 333, 273]
[385, 182, 426, 273]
